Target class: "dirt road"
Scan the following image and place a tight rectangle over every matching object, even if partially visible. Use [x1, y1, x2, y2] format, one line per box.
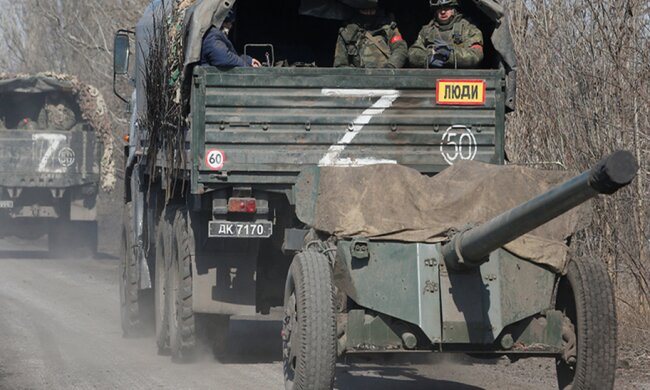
[0, 238, 647, 390]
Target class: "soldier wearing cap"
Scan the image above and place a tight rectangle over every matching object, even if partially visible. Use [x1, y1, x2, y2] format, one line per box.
[200, 9, 262, 68]
[408, 0, 483, 68]
[333, 0, 407, 69]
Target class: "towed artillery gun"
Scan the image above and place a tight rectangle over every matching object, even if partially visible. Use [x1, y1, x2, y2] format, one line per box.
[113, 0, 634, 388]
[284, 150, 636, 390]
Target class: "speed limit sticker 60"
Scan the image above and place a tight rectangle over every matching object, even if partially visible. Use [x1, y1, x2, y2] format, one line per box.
[205, 149, 226, 170]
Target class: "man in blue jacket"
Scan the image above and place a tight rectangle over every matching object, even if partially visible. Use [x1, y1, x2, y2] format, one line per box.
[200, 10, 261, 68]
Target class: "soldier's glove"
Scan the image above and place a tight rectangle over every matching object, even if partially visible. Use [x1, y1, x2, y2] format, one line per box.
[430, 38, 452, 67]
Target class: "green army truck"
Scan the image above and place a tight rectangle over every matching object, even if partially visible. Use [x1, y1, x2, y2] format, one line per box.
[0, 75, 102, 255]
[114, 1, 629, 389]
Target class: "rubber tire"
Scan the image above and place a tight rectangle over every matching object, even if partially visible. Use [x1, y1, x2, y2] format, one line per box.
[154, 209, 173, 354]
[556, 257, 617, 390]
[48, 221, 98, 258]
[119, 202, 151, 337]
[168, 207, 196, 363]
[200, 314, 231, 360]
[283, 251, 336, 390]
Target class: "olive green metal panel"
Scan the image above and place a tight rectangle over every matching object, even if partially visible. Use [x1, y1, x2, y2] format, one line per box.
[337, 241, 442, 344]
[346, 310, 403, 350]
[191, 66, 506, 192]
[439, 248, 556, 344]
[512, 310, 564, 352]
[191, 73, 207, 194]
[337, 241, 556, 346]
[0, 128, 100, 188]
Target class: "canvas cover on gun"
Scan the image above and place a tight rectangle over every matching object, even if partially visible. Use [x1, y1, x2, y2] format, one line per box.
[294, 162, 590, 273]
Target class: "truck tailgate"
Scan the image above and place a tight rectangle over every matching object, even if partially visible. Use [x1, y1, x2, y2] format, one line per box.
[191, 67, 505, 190]
[0, 129, 99, 187]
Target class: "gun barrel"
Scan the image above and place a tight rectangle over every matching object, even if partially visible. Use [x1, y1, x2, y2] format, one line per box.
[442, 151, 638, 269]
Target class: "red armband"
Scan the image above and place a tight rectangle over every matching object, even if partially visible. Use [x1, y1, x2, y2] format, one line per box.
[391, 34, 403, 44]
[470, 44, 483, 51]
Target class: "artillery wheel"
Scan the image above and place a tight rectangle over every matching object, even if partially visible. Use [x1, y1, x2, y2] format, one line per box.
[168, 207, 197, 363]
[282, 251, 336, 390]
[555, 257, 617, 390]
[119, 202, 152, 337]
[154, 209, 174, 355]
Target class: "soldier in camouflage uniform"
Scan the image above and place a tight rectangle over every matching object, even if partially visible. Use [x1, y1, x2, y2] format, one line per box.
[33, 95, 77, 131]
[408, 0, 483, 68]
[333, 0, 407, 69]
[16, 118, 37, 130]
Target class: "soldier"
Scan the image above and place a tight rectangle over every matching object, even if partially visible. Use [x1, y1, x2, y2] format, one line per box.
[16, 117, 37, 130]
[36, 95, 77, 130]
[333, 0, 407, 69]
[408, 0, 483, 68]
[200, 9, 261, 68]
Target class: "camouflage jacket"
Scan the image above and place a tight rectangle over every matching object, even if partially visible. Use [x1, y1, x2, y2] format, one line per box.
[334, 16, 407, 69]
[408, 14, 484, 68]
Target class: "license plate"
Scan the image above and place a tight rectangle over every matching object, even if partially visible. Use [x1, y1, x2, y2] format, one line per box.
[208, 221, 273, 238]
[0, 201, 13, 208]
[436, 79, 486, 105]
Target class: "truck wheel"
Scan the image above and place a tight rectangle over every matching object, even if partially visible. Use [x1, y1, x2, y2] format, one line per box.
[168, 208, 196, 362]
[200, 314, 230, 359]
[48, 223, 68, 258]
[119, 202, 152, 336]
[48, 221, 97, 258]
[154, 211, 173, 354]
[555, 257, 617, 390]
[282, 251, 336, 390]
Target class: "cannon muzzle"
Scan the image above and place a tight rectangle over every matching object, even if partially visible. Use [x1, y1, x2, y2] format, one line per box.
[441, 151, 638, 270]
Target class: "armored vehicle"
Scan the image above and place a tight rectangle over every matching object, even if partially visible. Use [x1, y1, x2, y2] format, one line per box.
[0, 75, 102, 255]
[114, 1, 631, 389]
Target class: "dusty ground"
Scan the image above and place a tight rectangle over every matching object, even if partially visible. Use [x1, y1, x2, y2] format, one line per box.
[0, 237, 648, 390]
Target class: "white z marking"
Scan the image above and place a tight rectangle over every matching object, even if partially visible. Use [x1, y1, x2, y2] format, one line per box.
[32, 133, 67, 173]
[319, 89, 400, 167]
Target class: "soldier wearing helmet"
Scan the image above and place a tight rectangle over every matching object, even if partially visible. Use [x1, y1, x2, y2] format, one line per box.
[333, 0, 407, 69]
[408, 0, 483, 68]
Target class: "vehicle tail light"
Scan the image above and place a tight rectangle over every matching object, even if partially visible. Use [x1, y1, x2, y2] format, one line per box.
[228, 197, 257, 213]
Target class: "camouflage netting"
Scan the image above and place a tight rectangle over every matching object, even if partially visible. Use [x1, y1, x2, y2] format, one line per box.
[0, 72, 116, 192]
[139, 0, 196, 198]
[170, 0, 198, 103]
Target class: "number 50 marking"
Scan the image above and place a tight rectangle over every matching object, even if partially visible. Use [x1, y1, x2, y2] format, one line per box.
[440, 125, 478, 165]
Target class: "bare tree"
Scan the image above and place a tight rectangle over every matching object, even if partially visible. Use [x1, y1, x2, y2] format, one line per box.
[505, 0, 650, 352]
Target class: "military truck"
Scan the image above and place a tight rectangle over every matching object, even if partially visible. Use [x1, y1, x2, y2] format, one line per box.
[0, 75, 102, 256]
[114, 1, 632, 389]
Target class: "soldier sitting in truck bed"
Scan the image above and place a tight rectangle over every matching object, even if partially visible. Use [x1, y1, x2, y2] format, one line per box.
[409, 0, 484, 68]
[333, 0, 407, 69]
[200, 9, 261, 68]
[38, 95, 77, 131]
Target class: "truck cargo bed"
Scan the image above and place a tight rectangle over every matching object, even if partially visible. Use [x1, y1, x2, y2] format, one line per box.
[189, 67, 506, 193]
